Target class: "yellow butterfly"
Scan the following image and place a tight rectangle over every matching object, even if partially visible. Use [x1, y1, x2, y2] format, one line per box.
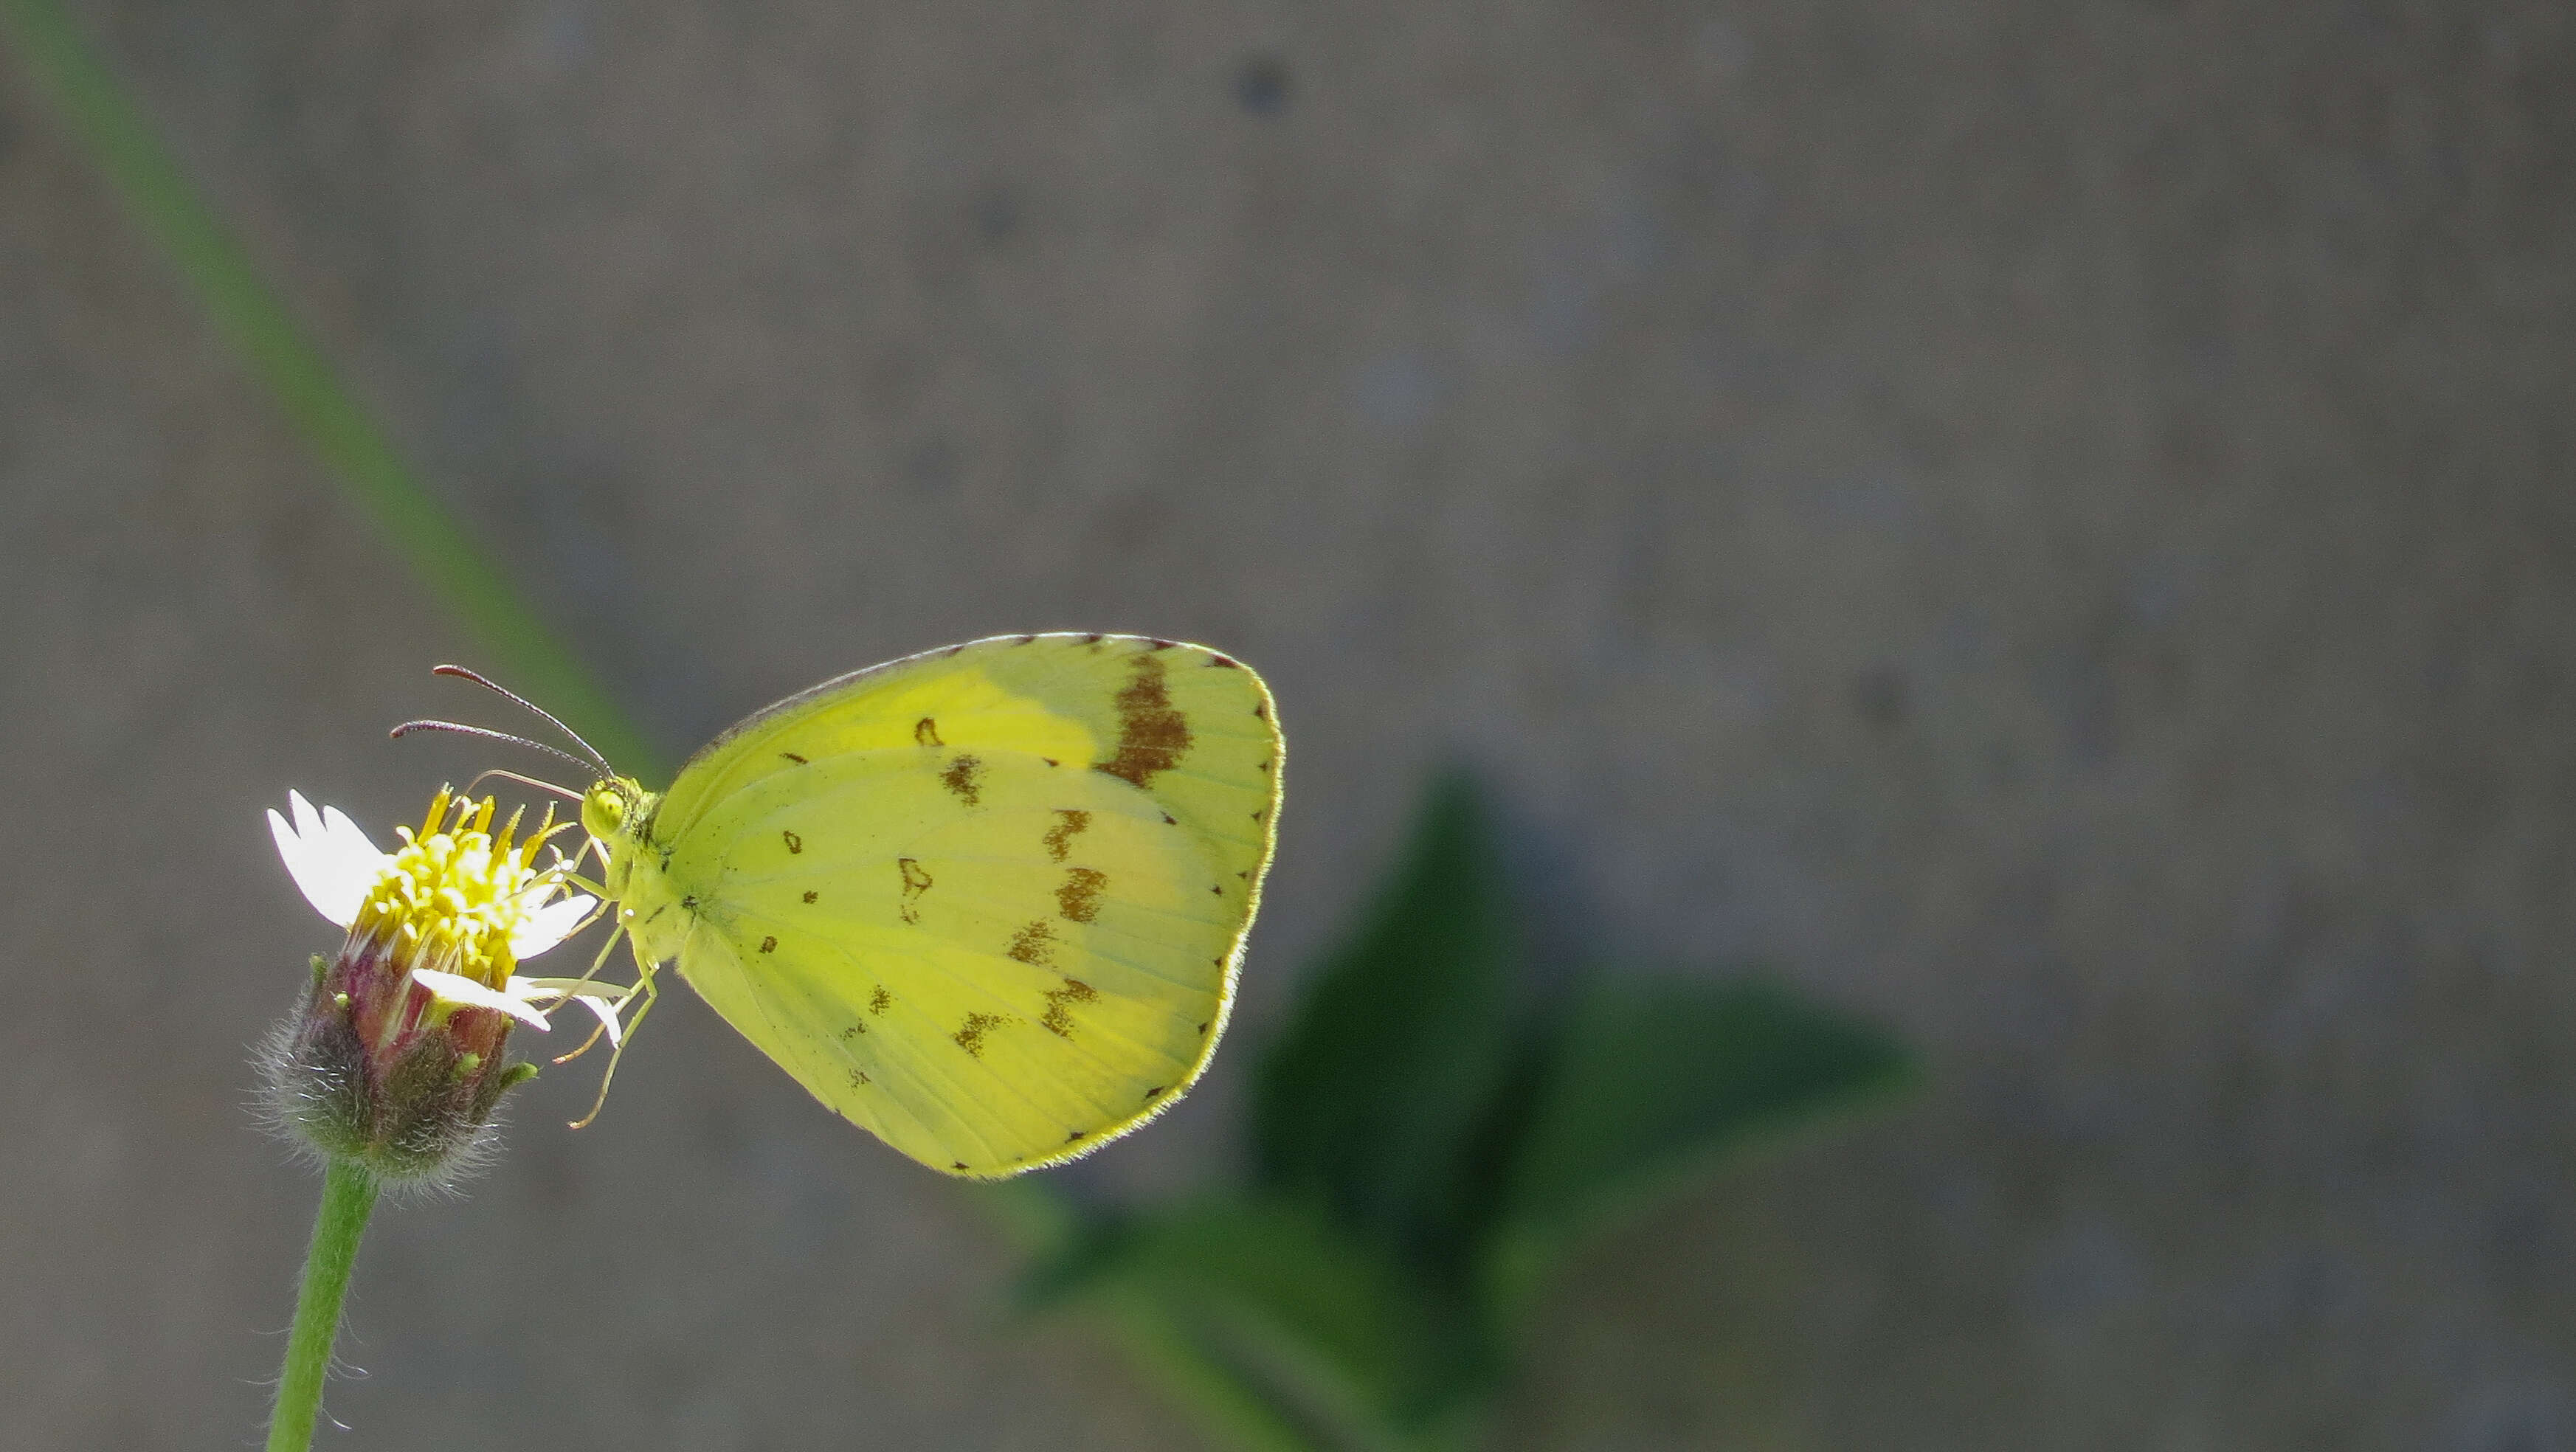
[405, 635, 1281, 1178]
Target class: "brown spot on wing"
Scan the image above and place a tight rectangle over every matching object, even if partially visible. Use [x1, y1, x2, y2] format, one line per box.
[1066, 1128, 1085, 1142]
[759, 935, 778, 953]
[803, 889, 819, 903]
[782, 829, 803, 854]
[1056, 867, 1107, 922]
[1208, 655, 1238, 668]
[781, 751, 808, 764]
[1142, 1085, 1166, 1100]
[848, 1068, 870, 1087]
[1007, 920, 1057, 966]
[1094, 653, 1192, 788]
[915, 717, 943, 747]
[940, 753, 984, 805]
[1040, 978, 1098, 1037]
[954, 1012, 1008, 1057]
[869, 986, 891, 1015]
[1042, 809, 1091, 862]
[897, 858, 933, 924]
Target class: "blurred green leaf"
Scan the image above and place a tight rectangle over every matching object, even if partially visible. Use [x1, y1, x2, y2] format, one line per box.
[1025, 1197, 1471, 1449]
[1482, 976, 1913, 1324]
[977, 1181, 1326, 1452]
[1251, 772, 1523, 1268]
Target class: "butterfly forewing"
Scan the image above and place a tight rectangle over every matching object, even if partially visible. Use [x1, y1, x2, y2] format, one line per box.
[649, 635, 1281, 1175]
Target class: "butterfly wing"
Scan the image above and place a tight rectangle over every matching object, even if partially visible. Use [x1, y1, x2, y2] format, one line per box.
[653, 635, 1281, 1176]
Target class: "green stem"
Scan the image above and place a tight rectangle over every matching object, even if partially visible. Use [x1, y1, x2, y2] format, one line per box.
[267, 1159, 379, 1452]
[0, 0, 660, 778]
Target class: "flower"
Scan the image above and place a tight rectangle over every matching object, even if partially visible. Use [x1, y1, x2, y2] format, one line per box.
[260, 788, 620, 1181]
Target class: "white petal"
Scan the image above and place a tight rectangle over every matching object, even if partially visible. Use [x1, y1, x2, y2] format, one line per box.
[569, 991, 625, 1048]
[410, 968, 552, 1031]
[267, 807, 301, 867]
[511, 975, 624, 1000]
[269, 792, 381, 928]
[320, 803, 379, 862]
[509, 894, 598, 957]
[513, 976, 626, 1048]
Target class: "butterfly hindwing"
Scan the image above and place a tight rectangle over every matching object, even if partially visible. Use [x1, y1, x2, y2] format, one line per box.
[649, 635, 1280, 1175]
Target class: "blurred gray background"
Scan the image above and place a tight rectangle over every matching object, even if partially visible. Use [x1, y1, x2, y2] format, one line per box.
[5, 1, 2575, 1447]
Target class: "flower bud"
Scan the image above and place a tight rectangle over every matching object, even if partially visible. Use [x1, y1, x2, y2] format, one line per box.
[263, 941, 538, 1181]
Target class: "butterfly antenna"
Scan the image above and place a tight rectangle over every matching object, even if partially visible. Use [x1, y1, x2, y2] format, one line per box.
[430, 665, 617, 777]
[390, 719, 599, 776]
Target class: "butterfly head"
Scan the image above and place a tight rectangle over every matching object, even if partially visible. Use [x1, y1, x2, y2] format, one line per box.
[580, 775, 649, 845]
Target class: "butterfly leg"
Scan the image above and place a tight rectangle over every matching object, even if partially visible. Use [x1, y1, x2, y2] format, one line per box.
[549, 923, 635, 1068]
[550, 1012, 612, 1068]
[566, 962, 660, 1130]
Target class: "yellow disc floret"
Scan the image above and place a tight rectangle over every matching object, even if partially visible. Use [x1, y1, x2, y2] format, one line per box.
[350, 787, 573, 991]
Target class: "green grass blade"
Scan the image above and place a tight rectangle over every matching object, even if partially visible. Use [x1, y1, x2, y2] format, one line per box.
[0, 0, 658, 775]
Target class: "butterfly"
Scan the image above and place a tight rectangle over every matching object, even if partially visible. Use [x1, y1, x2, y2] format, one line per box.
[402, 635, 1281, 1178]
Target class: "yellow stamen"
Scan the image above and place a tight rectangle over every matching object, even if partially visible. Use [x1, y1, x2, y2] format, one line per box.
[354, 788, 574, 992]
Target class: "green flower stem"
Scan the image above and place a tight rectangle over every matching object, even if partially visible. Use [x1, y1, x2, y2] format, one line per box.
[0, 0, 660, 778]
[267, 1159, 379, 1452]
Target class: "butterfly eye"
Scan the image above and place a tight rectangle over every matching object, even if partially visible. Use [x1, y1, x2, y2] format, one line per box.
[579, 781, 629, 840]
